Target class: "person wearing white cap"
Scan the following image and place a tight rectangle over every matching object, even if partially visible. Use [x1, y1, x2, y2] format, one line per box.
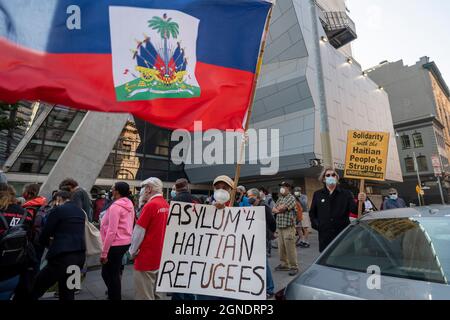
[129, 177, 169, 300]
[196, 175, 235, 301]
[211, 175, 235, 209]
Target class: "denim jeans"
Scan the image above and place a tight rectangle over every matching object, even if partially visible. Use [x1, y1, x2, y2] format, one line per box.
[266, 257, 274, 295]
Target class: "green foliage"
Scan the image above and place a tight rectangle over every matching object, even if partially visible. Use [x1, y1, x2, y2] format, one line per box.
[148, 15, 179, 39]
[0, 101, 25, 132]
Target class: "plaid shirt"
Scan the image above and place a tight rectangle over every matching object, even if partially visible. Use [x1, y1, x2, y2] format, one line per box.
[275, 193, 297, 229]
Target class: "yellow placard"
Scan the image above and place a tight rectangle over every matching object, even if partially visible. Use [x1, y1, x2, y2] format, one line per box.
[344, 130, 390, 181]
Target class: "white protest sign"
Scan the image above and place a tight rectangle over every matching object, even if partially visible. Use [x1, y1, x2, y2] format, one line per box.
[156, 202, 266, 300]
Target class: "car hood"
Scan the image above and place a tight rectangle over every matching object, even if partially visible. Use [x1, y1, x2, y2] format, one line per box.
[285, 264, 450, 300]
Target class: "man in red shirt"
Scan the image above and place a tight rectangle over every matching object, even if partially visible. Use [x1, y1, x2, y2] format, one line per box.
[129, 177, 169, 300]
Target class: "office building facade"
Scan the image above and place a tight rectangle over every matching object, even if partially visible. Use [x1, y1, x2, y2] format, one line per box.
[184, 0, 402, 204]
[368, 56, 450, 204]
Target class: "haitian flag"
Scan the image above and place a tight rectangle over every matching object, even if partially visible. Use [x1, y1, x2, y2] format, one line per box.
[0, 0, 272, 131]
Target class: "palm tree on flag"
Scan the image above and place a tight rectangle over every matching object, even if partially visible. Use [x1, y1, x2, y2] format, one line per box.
[148, 14, 179, 74]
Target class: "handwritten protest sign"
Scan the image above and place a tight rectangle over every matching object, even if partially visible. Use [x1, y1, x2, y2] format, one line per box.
[156, 202, 266, 300]
[344, 130, 390, 181]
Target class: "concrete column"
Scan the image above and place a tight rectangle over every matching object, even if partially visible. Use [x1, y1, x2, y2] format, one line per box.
[39, 112, 129, 199]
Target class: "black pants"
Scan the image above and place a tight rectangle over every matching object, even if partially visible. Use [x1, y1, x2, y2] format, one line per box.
[31, 251, 85, 301]
[101, 245, 129, 300]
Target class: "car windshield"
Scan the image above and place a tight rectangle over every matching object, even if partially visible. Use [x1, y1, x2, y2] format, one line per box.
[318, 217, 450, 284]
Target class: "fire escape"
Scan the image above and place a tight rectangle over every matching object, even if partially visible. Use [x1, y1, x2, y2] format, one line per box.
[316, 3, 357, 49]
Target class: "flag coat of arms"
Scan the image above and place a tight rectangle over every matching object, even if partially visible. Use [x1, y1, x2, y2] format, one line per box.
[0, 0, 272, 131]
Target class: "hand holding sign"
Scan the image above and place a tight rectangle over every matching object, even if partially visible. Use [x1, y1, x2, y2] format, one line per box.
[156, 202, 266, 300]
[345, 130, 390, 217]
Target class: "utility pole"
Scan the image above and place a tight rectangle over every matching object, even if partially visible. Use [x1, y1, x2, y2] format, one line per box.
[433, 154, 446, 205]
[413, 152, 423, 206]
[437, 175, 445, 205]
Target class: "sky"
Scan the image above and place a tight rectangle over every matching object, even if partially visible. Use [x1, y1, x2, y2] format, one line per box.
[347, 0, 450, 83]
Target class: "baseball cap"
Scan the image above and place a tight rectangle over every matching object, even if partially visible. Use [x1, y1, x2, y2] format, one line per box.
[213, 175, 234, 189]
[279, 181, 292, 188]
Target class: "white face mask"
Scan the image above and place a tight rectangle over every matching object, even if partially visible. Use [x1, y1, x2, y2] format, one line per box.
[294, 192, 301, 197]
[214, 189, 230, 204]
[280, 188, 286, 195]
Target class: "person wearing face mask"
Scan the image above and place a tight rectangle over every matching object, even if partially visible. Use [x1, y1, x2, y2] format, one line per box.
[93, 190, 107, 223]
[195, 175, 235, 301]
[171, 179, 193, 204]
[246, 188, 277, 299]
[129, 177, 169, 300]
[273, 182, 299, 276]
[100, 182, 134, 301]
[136, 185, 150, 220]
[211, 175, 234, 209]
[259, 187, 274, 209]
[170, 185, 177, 200]
[169, 178, 196, 301]
[293, 187, 311, 248]
[30, 190, 86, 300]
[309, 167, 366, 252]
[382, 188, 406, 210]
[235, 186, 250, 207]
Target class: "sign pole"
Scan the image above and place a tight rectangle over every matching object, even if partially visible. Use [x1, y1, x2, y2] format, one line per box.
[230, 6, 273, 205]
[432, 154, 446, 205]
[358, 179, 365, 218]
[437, 175, 445, 205]
[413, 151, 423, 206]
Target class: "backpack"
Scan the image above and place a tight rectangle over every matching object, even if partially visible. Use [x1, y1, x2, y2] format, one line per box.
[295, 199, 303, 223]
[0, 209, 29, 267]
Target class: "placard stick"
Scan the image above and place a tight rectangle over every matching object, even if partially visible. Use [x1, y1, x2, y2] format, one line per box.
[358, 179, 365, 218]
[230, 6, 273, 205]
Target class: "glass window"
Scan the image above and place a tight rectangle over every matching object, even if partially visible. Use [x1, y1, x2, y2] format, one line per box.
[412, 133, 424, 148]
[405, 157, 415, 173]
[401, 135, 411, 149]
[9, 105, 86, 174]
[417, 155, 429, 172]
[318, 218, 450, 284]
[19, 162, 34, 173]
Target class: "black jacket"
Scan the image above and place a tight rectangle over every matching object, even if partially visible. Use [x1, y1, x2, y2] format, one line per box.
[173, 191, 194, 203]
[263, 204, 276, 240]
[40, 201, 86, 260]
[72, 187, 93, 221]
[309, 187, 357, 252]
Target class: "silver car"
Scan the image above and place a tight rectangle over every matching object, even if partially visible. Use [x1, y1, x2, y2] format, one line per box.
[284, 206, 450, 300]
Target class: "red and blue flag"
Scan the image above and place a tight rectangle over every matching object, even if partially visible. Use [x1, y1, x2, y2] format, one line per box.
[0, 0, 272, 130]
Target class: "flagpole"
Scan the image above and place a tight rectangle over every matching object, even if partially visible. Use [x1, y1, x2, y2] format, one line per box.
[230, 5, 273, 205]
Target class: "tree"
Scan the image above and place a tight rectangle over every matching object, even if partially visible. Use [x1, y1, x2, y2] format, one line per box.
[0, 101, 24, 132]
[148, 14, 179, 71]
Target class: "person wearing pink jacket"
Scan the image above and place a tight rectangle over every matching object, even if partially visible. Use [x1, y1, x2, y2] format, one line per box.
[100, 182, 134, 300]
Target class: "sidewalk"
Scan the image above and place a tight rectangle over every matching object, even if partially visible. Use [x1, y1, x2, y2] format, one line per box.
[41, 231, 320, 300]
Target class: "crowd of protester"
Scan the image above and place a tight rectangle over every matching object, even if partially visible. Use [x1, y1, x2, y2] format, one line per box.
[0, 166, 405, 301]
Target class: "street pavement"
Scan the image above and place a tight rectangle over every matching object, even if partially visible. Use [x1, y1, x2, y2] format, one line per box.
[41, 231, 320, 300]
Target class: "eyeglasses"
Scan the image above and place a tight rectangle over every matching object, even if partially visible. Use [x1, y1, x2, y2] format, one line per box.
[389, 193, 397, 196]
[325, 173, 337, 178]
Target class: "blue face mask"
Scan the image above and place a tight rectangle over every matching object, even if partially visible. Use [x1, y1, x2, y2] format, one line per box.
[170, 190, 177, 198]
[325, 177, 337, 186]
[390, 194, 398, 201]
